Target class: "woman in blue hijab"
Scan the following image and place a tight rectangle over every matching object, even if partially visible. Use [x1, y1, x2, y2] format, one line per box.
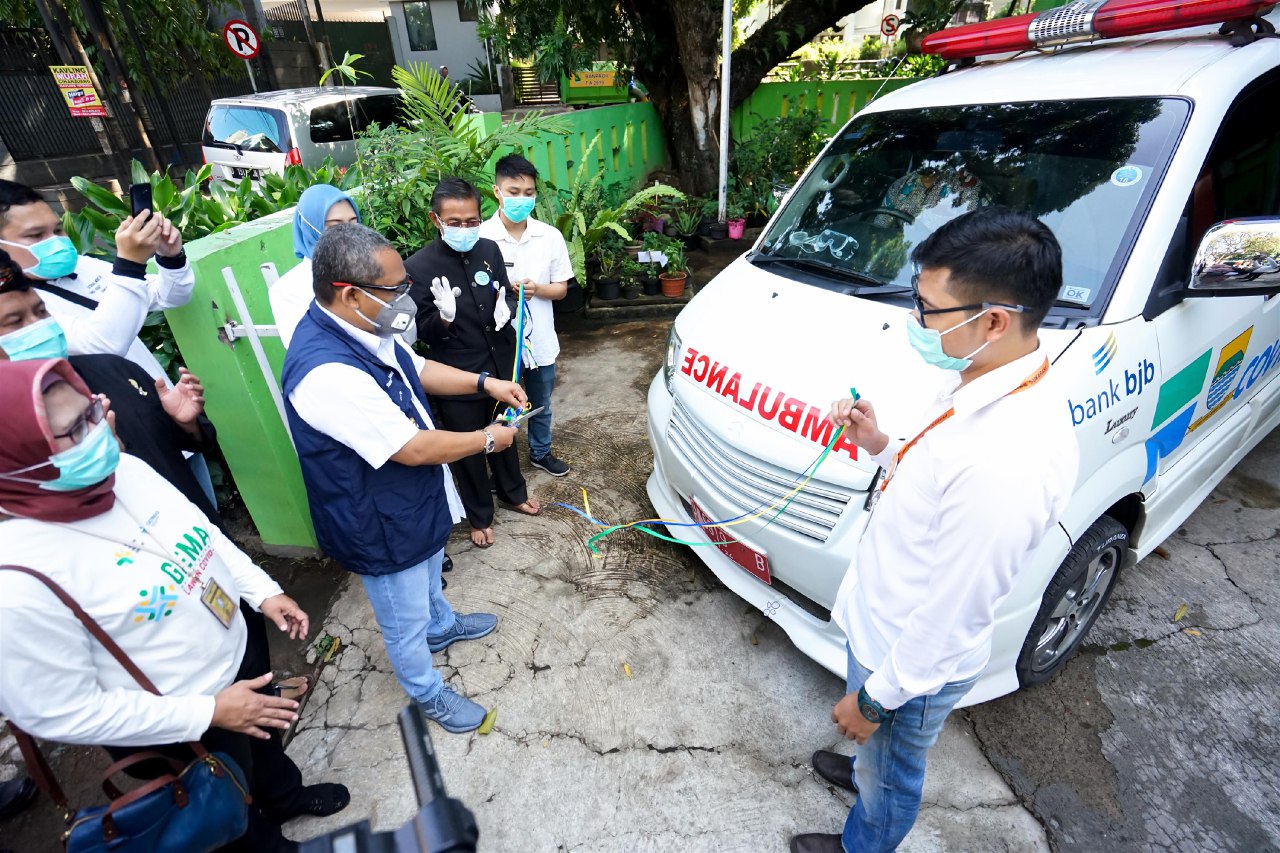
[270, 185, 360, 347]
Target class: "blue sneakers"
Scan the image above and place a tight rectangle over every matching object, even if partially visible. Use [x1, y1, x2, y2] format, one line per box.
[427, 612, 498, 653]
[421, 687, 488, 733]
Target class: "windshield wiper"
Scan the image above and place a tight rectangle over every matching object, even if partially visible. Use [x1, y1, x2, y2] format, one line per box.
[751, 252, 889, 287]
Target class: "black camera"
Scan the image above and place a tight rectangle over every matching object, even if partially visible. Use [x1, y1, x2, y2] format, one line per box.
[299, 703, 478, 853]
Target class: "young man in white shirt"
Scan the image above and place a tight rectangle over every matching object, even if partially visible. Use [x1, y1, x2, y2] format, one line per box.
[790, 208, 1079, 853]
[0, 179, 193, 382]
[478, 154, 574, 477]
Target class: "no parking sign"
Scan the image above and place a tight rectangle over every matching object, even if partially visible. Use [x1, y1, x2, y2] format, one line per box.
[222, 19, 261, 60]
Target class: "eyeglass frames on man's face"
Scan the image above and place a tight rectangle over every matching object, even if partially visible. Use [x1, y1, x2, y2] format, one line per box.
[438, 218, 482, 229]
[52, 397, 105, 443]
[332, 277, 414, 297]
[910, 270, 1027, 319]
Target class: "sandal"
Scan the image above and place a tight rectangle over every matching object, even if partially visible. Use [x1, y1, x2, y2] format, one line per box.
[505, 499, 541, 517]
[272, 675, 310, 701]
[470, 527, 494, 548]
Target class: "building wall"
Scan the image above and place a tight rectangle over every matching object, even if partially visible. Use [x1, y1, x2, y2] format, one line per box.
[386, 0, 487, 80]
[840, 0, 909, 45]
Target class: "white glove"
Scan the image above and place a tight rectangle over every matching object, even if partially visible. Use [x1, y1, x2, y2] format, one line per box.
[430, 276, 456, 323]
[493, 285, 512, 331]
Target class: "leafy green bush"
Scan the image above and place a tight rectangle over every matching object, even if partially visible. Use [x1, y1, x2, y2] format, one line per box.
[732, 112, 827, 218]
[356, 61, 572, 254]
[64, 158, 357, 254]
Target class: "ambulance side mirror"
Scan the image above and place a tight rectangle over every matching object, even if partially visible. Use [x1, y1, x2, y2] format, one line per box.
[1187, 217, 1280, 297]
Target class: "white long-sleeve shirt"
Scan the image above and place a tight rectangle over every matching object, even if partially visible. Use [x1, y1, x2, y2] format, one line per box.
[37, 254, 195, 382]
[833, 347, 1079, 710]
[0, 454, 283, 747]
[269, 258, 312, 348]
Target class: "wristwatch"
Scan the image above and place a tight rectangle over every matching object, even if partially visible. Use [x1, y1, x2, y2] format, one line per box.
[481, 428, 496, 455]
[857, 686, 894, 724]
[476, 371, 490, 394]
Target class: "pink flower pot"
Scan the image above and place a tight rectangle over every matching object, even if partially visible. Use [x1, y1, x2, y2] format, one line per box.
[727, 219, 746, 240]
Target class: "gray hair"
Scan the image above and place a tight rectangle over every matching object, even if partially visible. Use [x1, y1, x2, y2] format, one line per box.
[311, 222, 396, 304]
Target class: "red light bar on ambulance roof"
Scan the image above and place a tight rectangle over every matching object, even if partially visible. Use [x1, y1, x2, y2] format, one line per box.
[921, 0, 1276, 60]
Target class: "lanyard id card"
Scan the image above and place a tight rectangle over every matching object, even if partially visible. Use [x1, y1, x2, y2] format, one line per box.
[201, 579, 237, 629]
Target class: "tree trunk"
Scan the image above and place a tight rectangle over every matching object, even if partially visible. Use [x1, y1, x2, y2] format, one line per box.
[637, 0, 879, 195]
[633, 0, 722, 195]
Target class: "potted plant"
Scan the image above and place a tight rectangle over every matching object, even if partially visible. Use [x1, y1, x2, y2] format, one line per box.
[641, 231, 669, 295]
[702, 197, 728, 239]
[621, 258, 645, 299]
[726, 199, 747, 240]
[594, 247, 623, 301]
[556, 278, 588, 314]
[673, 204, 703, 250]
[659, 242, 690, 297]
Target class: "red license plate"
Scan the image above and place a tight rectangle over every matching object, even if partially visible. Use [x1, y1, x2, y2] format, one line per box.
[690, 498, 771, 584]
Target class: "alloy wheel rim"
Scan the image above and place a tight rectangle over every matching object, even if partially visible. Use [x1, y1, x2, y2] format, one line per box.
[1032, 546, 1119, 672]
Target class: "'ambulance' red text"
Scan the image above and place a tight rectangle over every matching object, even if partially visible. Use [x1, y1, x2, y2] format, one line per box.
[680, 347, 858, 461]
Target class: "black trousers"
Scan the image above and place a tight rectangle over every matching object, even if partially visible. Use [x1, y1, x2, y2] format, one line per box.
[433, 396, 528, 529]
[107, 605, 304, 852]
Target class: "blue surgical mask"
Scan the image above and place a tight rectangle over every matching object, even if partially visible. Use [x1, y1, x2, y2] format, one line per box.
[906, 309, 991, 371]
[502, 196, 536, 224]
[440, 224, 480, 253]
[0, 235, 80, 280]
[0, 317, 68, 361]
[42, 421, 121, 491]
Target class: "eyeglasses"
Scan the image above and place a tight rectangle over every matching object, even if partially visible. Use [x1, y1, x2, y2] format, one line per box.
[910, 269, 1026, 318]
[439, 218, 483, 229]
[52, 397, 105, 443]
[332, 277, 414, 297]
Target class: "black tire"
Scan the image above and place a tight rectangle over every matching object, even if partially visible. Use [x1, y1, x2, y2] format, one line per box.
[1016, 515, 1127, 687]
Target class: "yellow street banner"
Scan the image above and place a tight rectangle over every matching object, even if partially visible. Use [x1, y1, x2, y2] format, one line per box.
[49, 66, 107, 117]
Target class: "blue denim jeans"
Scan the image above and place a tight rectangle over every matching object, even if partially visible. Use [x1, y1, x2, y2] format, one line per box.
[523, 363, 556, 459]
[359, 549, 455, 704]
[842, 645, 977, 852]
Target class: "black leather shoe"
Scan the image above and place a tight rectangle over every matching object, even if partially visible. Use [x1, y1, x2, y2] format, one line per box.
[0, 777, 37, 821]
[812, 749, 858, 793]
[790, 833, 843, 853]
[442, 554, 454, 572]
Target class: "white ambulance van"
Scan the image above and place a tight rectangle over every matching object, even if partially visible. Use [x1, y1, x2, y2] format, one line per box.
[646, 1, 1280, 705]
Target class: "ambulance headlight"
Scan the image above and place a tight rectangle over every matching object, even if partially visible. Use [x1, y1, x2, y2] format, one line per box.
[664, 324, 682, 394]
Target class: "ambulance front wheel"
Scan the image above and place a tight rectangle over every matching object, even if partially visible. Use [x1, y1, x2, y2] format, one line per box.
[1016, 516, 1127, 687]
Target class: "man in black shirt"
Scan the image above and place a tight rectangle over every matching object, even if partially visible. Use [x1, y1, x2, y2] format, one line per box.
[406, 178, 540, 548]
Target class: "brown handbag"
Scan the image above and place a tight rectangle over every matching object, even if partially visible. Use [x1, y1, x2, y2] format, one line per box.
[0, 564, 251, 851]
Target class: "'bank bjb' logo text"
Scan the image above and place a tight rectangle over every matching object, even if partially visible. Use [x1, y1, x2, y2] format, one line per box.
[1070, 359, 1155, 426]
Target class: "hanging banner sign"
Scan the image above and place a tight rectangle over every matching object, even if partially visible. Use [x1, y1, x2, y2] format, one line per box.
[49, 66, 107, 117]
[567, 71, 622, 88]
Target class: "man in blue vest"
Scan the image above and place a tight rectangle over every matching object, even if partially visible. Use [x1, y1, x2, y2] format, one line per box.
[282, 223, 525, 733]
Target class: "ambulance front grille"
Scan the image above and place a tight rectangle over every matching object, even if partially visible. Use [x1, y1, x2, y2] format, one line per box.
[668, 399, 853, 542]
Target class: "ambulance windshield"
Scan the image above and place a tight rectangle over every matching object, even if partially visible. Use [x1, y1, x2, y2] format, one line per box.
[757, 97, 1189, 316]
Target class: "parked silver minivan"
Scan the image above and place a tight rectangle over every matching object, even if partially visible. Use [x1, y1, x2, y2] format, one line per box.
[201, 87, 404, 180]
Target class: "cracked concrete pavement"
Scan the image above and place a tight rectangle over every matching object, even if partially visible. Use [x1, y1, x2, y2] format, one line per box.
[967, 431, 1280, 852]
[281, 321, 1047, 852]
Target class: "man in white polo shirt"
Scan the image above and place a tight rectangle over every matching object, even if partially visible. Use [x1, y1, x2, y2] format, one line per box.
[790, 208, 1079, 853]
[478, 154, 574, 477]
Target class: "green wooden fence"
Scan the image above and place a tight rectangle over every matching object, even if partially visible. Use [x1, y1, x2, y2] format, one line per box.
[523, 102, 670, 188]
[731, 78, 921, 140]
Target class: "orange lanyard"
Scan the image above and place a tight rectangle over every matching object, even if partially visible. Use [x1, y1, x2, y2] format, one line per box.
[878, 358, 1049, 496]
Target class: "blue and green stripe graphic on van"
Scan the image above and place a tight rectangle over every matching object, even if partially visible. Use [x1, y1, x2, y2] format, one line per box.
[1092, 332, 1118, 375]
[1143, 349, 1212, 483]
